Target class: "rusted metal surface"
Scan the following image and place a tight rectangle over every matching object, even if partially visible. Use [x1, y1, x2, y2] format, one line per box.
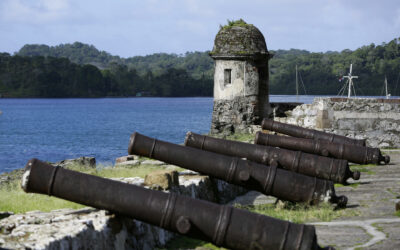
[21, 158, 331, 250]
[129, 132, 347, 207]
[262, 119, 366, 146]
[255, 132, 390, 165]
[184, 132, 360, 184]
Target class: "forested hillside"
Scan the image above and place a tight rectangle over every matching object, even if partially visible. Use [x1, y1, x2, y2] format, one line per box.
[2, 38, 399, 97]
[269, 41, 400, 95]
[0, 53, 211, 97]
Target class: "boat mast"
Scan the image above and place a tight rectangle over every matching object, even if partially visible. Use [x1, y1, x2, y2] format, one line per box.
[296, 65, 299, 102]
[385, 75, 390, 99]
[343, 64, 358, 98]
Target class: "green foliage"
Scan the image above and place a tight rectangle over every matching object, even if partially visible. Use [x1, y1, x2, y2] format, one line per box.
[269, 38, 400, 95]
[0, 181, 85, 213]
[165, 236, 224, 250]
[4, 37, 400, 97]
[0, 53, 212, 97]
[221, 18, 250, 29]
[335, 182, 360, 188]
[18, 42, 122, 69]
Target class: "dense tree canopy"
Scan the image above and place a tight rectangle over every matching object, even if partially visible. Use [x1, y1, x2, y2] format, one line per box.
[1, 38, 399, 98]
[0, 53, 211, 97]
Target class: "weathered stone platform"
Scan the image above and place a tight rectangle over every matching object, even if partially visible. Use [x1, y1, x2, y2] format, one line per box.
[312, 150, 400, 249]
[231, 150, 400, 249]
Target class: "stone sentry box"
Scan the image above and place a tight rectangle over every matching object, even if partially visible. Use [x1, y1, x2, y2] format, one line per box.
[210, 20, 272, 134]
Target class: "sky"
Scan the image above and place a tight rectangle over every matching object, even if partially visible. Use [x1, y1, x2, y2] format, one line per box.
[0, 0, 399, 57]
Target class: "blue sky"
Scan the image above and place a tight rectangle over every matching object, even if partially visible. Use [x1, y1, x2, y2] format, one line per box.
[1, 0, 399, 57]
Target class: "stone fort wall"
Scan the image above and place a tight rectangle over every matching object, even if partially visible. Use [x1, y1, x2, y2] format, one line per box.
[274, 97, 400, 148]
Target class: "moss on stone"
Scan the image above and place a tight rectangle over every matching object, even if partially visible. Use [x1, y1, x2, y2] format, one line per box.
[220, 19, 252, 30]
[211, 19, 267, 57]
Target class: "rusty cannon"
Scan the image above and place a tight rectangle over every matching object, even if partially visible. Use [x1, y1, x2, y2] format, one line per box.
[184, 132, 360, 184]
[255, 132, 390, 165]
[262, 119, 366, 146]
[129, 132, 347, 207]
[21, 158, 331, 250]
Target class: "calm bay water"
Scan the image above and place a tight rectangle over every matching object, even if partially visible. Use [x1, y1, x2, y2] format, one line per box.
[0, 95, 388, 173]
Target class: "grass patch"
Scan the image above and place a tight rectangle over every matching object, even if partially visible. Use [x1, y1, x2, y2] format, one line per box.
[350, 164, 377, 175]
[0, 163, 172, 214]
[0, 181, 85, 213]
[396, 210, 400, 217]
[164, 236, 224, 250]
[335, 182, 360, 188]
[233, 202, 356, 224]
[67, 164, 170, 179]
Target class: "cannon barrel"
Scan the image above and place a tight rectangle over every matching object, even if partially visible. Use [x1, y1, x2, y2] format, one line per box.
[184, 132, 360, 184]
[262, 119, 366, 146]
[21, 159, 330, 250]
[255, 132, 390, 165]
[129, 132, 347, 207]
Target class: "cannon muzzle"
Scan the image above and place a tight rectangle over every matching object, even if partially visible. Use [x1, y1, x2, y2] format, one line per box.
[129, 132, 347, 207]
[21, 158, 331, 250]
[262, 119, 366, 146]
[255, 132, 390, 165]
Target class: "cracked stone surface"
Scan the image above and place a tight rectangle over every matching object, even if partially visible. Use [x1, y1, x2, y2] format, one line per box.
[230, 150, 400, 249]
[314, 150, 400, 249]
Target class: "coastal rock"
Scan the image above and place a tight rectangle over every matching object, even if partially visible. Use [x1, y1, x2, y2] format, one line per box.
[0, 208, 175, 250]
[140, 159, 166, 166]
[53, 156, 96, 168]
[0, 168, 24, 186]
[0, 212, 13, 220]
[115, 155, 135, 164]
[179, 174, 217, 202]
[212, 178, 248, 204]
[110, 177, 144, 186]
[144, 170, 179, 190]
[115, 160, 141, 167]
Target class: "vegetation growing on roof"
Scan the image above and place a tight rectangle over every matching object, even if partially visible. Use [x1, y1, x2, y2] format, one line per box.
[220, 19, 252, 30]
